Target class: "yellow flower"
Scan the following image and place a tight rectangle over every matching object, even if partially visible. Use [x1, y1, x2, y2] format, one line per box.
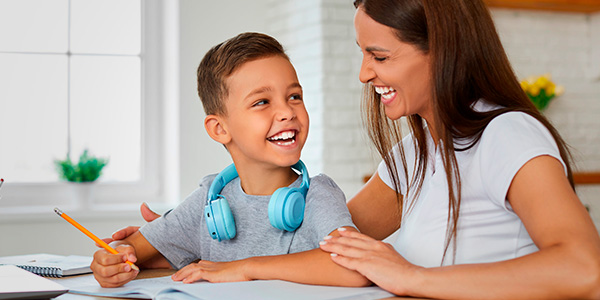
[529, 84, 541, 96]
[520, 73, 563, 111]
[535, 75, 550, 88]
[546, 84, 555, 96]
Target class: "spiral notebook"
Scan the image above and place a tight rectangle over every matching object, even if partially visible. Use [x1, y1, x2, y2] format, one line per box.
[0, 253, 92, 278]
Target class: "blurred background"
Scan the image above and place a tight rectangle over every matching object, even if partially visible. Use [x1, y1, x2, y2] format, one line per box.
[0, 0, 598, 256]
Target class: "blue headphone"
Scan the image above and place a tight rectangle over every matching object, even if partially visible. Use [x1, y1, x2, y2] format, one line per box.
[205, 160, 310, 241]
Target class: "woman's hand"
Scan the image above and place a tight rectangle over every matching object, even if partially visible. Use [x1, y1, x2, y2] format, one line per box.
[172, 260, 251, 284]
[319, 228, 422, 295]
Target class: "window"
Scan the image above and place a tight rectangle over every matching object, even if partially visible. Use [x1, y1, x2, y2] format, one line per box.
[0, 0, 179, 211]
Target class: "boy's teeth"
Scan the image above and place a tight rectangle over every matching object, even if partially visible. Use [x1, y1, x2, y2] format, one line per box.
[268, 130, 295, 141]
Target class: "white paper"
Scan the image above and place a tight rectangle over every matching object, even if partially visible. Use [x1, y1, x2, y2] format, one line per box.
[69, 275, 394, 300]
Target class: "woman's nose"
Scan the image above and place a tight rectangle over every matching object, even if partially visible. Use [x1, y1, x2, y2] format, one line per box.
[358, 56, 375, 84]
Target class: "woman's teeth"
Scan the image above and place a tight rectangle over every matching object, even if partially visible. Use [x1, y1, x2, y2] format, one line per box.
[374, 86, 397, 101]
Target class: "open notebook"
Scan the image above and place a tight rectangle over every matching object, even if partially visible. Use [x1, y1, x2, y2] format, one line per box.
[0, 253, 92, 277]
[67, 275, 394, 300]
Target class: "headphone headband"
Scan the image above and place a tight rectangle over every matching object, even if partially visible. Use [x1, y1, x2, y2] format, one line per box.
[207, 163, 239, 202]
[291, 160, 309, 196]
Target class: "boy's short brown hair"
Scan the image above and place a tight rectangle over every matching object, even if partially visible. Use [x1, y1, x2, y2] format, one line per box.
[197, 32, 289, 116]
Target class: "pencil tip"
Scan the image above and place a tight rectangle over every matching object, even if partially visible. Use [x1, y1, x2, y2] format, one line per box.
[54, 207, 63, 216]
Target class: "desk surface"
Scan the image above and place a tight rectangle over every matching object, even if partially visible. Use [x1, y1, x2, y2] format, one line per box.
[52, 269, 425, 300]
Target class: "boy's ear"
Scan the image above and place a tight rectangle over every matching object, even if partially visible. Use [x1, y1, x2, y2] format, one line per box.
[204, 114, 231, 145]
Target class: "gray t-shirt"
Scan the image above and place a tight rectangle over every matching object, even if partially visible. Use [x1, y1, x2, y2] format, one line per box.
[139, 173, 354, 269]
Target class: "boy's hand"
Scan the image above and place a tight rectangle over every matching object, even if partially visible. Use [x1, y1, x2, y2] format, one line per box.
[172, 260, 250, 284]
[91, 245, 140, 288]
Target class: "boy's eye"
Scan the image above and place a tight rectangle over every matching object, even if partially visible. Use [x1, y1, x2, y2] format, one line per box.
[289, 94, 303, 101]
[253, 99, 269, 106]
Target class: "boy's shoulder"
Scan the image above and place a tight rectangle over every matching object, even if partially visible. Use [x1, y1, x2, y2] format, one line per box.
[198, 172, 219, 188]
[308, 173, 340, 189]
[306, 173, 345, 200]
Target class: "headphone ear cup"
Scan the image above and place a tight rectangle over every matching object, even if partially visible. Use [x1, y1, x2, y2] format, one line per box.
[205, 197, 236, 241]
[269, 187, 305, 232]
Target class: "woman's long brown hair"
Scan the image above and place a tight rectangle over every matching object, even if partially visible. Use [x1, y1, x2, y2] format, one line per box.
[354, 0, 574, 264]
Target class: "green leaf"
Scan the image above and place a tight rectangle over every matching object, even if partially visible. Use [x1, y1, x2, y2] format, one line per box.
[54, 149, 109, 182]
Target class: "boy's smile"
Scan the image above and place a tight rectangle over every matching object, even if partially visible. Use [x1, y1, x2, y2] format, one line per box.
[267, 130, 297, 146]
[218, 55, 309, 172]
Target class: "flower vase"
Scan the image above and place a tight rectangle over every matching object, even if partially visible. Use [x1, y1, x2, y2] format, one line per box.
[68, 182, 96, 209]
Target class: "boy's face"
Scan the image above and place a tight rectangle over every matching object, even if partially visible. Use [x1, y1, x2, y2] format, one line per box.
[220, 55, 309, 168]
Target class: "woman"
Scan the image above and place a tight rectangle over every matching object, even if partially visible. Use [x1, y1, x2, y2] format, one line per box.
[318, 0, 600, 298]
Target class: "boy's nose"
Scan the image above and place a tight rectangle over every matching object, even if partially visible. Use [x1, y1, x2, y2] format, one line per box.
[275, 103, 296, 121]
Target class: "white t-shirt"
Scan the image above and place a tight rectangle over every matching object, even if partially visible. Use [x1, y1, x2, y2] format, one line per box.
[378, 103, 566, 267]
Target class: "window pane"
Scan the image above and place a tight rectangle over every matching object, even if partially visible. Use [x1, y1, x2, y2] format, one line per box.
[70, 0, 141, 55]
[70, 55, 141, 182]
[0, 54, 69, 182]
[0, 0, 69, 53]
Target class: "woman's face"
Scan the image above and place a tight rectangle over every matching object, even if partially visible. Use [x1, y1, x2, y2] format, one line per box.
[354, 7, 433, 122]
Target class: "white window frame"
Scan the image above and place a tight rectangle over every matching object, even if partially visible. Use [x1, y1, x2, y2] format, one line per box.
[0, 0, 180, 214]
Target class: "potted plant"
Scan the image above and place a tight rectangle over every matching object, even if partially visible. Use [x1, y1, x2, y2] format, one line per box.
[520, 74, 564, 111]
[55, 149, 108, 208]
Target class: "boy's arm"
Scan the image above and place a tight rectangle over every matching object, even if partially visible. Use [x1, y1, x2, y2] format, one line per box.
[91, 231, 164, 287]
[171, 226, 370, 287]
[247, 226, 371, 286]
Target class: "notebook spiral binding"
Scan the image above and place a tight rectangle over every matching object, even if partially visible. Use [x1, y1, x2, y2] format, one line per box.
[16, 265, 63, 278]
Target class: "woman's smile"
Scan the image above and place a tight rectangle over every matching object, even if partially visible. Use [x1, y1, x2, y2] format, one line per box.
[374, 85, 397, 104]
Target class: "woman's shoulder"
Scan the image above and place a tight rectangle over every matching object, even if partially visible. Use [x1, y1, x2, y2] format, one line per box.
[482, 110, 549, 141]
[473, 100, 544, 135]
[476, 109, 563, 170]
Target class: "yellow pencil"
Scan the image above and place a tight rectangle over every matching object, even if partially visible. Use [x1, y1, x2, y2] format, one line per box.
[54, 207, 139, 271]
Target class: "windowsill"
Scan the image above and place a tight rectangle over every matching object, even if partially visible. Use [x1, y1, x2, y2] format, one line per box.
[0, 202, 175, 224]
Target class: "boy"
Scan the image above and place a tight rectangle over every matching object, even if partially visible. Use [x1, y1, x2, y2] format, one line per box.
[91, 32, 368, 288]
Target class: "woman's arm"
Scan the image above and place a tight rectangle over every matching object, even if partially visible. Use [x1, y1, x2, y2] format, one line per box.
[347, 172, 402, 239]
[171, 226, 371, 287]
[321, 156, 600, 299]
